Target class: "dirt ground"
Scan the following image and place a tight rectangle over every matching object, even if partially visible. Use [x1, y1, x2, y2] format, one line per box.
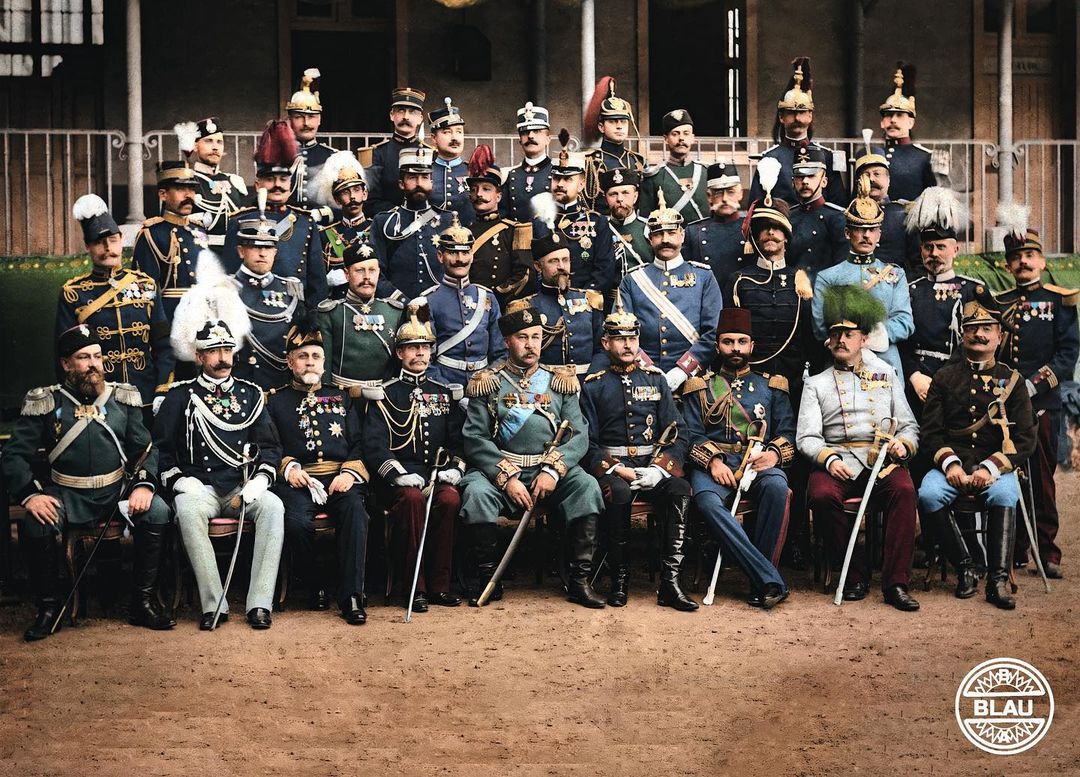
[1, 475, 1078, 777]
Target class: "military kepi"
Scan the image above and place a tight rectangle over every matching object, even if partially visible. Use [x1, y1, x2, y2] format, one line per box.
[961, 300, 999, 328]
[72, 193, 120, 243]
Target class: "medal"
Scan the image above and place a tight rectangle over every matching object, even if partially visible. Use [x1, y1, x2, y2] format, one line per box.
[580, 236, 592, 249]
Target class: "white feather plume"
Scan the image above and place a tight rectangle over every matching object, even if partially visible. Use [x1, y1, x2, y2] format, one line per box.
[307, 150, 366, 207]
[531, 192, 557, 230]
[996, 201, 1030, 238]
[72, 193, 108, 221]
[174, 121, 199, 155]
[904, 186, 967, 234]
[756, 157, 781, 198]
[169, 250, 251, 362]
[861, 127, 873, 156]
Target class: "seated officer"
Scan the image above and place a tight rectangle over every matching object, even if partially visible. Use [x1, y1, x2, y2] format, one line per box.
[458, 305, 607, 608]
[3, 326, 174, 640]
[363, 303, 465, 613]
[267, 320, 371, 625]
[918, 301, 1037, 609]
[682, 308, 793, 609]
[581, 300, 697, 610]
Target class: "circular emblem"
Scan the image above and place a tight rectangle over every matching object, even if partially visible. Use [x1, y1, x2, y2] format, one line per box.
[955, 657, 1054, 756]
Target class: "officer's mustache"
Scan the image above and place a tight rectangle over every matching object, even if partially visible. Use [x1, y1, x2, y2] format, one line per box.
[659, 242, 677, 251]
[180, 197, 196, 208]
[269, 187, 287, 195]
[970, 337, 990, 345]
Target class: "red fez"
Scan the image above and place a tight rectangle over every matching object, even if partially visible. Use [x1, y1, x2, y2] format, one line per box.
[716, 307, 753, 336]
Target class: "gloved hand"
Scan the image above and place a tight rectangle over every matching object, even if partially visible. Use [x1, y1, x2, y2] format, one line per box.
[173, 476, 206, 495]
[326, 268, 347, 287]
[665, 367, 688, 392]
[866, 321, 889, 353]
[1027, 379, 1038, 397]
[436, 468, 462, 486]
[393, 473, 426, 489]
[630, 466, 664, 491]
[152, 395, 165, 415]
[307, 478, 329, 506]
[241, 473, 270, 505]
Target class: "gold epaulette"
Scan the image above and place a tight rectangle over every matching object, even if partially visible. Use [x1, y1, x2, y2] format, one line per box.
[640, 364, 664, 375]
[111, 383, 143, 407]
[584, 370, 606, 383]
[1045, 283, 1079, 306]
[549, 366, 580, 394]
[794, 268, 813, 300]
[584, 289, 604, 311]
[467, 369, 500, 398]
[21, 385, 58, 416]
[768, 374, 790, 393]
[682, 374, 708, 395]
[140, 216, 164, 228]
[512, 220, 533, 251]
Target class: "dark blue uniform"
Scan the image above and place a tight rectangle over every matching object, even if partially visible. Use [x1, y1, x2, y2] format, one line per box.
[684, 214, 746, 289]
[290, 139, 337, 207]
[370, 204, 454, 301]
[191, 163, 250, 247]
[320, 215, 371, 298]
[231, 268, 304, 390]
[900, 273, 980, 389]
[359, 135, 426, 216]
[788, 198, 847, 275]
[875, 138, 935, 203]
[876, 197, 919, 271]
[521, 284, 604, 375]
[422, 277, 506, 386]
[749, 139, 847, 208]
[131, 213, 211, 319]
[501, 157, 552, 222]
[431, 158, 474, 223]
[585, 141, 644, 213]
[532, 202, 620, 294]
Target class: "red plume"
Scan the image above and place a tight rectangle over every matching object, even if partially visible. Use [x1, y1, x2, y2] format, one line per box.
[741, 202, 756, 240]
[468, 144, 495, 178]
[254, 119, 299, 168]
[583, 76, 615, 145]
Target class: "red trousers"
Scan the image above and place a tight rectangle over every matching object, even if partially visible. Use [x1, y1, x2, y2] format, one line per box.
[387, 484, 460, 595]
[1016, 411, 1062, 565]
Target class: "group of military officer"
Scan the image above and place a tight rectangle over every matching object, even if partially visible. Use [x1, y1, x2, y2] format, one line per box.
[5, 59, 1076, 641]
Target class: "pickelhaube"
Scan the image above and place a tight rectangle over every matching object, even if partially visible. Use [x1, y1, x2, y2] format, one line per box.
[516, 101, 550, 132]
[599, 167, 641, 192]
[661, 108, 693, 134]
[879, 62, 917, 117]
[398, 146, 434, 174]
[342, 232, 378, 267]
[428, 96, 464, 131]
[395, 299, 436, 346]
[156, 160, 198, 188]
[598, 80, 633, 121]
[72, 193, 119, 244]
[844, 173, 885, 227]
[285, 68, 322, 114]
[706, 159, 741, 190]
[58, 323, 100, 358]
[195, 319, 239, 352]
[961, 300, 1000, 328]
[391, 86, 426, 110]
[646, 190, 684, 232]
[236, 214, 279, 247]
[552, 148, 587, 177]
[438, 212, 474, 252]
[603, 292, 639, 337]
[777, 57, 814, 112]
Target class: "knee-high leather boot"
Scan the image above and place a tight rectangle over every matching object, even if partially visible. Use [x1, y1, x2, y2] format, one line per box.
[986, 506, 1017, 610]
[129, 524, 176, 629]
[605, 505, 631, 607]
[656, 494, 698, 611]
[566, 515, 605, 608]
[928, 507, 977, 598]
[468, 523, 502, 607]
[24, 536, 61, 641]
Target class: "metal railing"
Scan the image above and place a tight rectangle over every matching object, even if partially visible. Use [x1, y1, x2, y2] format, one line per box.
[1, 129, 1076, 257]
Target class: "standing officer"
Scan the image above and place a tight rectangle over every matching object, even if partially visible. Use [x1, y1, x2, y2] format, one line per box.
[175, 117, 248, 247]
[583, 77, 645, 212]
[370, 146, 454, 301]
[4, 326, 175, 640]
[458, 305, 607, 608]
[682, 308, 794, 609]
[788, 145, 848, 275]
[749, 57, 847, 208]
[285, 68, 337, 207]
[363, 303, 465, 613]
[531, 149, 620, 294]
[618, 194, 723, 392]
[799, 285, 921, 611]
[422, 214, 506, 387]
[985, 211, 1079, 578]
[358, 87, 427, 216]
[316, 235, 404, 392]
[602, 168, 652, 277]
[918, 301, 1037, 609]
[851, 145, 918, 270]
[873, 62, 935, 203]
[580, 302, 698, 611]
[639, 109, 708, 224]
[813, 174, 914, 379]
[518, 233, 604, 377]
[131, 160, 210, 320]
[57, 194, 174, 411]
[502, 101, 553, 222]
[225, 120, 330, 307]
[310, 150, 370, 298]
[267, 320, 371, 625]
[465, 145, 533, 307]
[230, 214, 303, 390]
[684, 160, 747, 288]
[428, 97, 473, 223]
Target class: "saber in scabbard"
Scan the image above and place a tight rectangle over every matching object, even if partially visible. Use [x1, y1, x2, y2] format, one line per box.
[211, 444, 258, 630]
[405, 447, 448, 623]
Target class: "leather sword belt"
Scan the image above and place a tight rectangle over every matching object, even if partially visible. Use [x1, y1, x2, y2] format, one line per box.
[604, 445, 655, 457]
[437, 355, 488, 372]
[51, 467, 124, 490]
[501, 451, 543, 468]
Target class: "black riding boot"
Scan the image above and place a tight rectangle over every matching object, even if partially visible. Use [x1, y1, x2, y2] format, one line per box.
[986, 506, 1017, 610]
[656, 494, 698, 611]
[129, 525, 176, 629]
[24, 535, 61, 641]
[566, 515, 605, 608]
[930, 507, 977, 598]
[605, 505, 631, 607]
[468, 523, 502, 607]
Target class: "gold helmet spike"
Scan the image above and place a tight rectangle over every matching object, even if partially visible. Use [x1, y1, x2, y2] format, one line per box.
[285, 67, 322, 114]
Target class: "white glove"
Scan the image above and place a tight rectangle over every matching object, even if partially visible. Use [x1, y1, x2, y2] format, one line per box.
[630, 466, 664, 491]
[1026, 379, 1038, 397]
[436, 468, 462, 486]
[241, 473, 270, 505]
[393, 473, 426, 489]
[866, 321, 889, 353]
[307, 478, 328, 506]
[173, 476, 205, 495]
[152, 395, 165, 415]
[326, 268, 347, 287]
[665, 367, 689, 392]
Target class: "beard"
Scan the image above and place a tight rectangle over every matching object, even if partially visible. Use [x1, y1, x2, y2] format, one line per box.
[67, 367, 104, 397]
[299, 371, 320, 386]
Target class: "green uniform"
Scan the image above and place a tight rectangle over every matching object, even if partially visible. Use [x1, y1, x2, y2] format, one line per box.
[608, 213, 652, 277]
[316, 292, 404, 390]
[639, 161, 709, 224]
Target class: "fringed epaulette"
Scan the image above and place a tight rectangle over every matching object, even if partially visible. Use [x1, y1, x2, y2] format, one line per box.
[467, 369, 500, 398]
[585, 289, 604, 311]
[111, 382, 143, 407]
[21, 385, 58, 416]
[227, 173, 248, 194]
[140, 216, 164, 228]
[682, 372, 709, 395]
[584, 370, 606, 383]
[1045, 284, 1079, 306]
[794, 268, 813, 300]
[549, 366, 580, 394]
[640, 364, 664, 375]
[767, 374, 790, 394]
[512, 220, 533, 251]
[317, 297, 342, 313]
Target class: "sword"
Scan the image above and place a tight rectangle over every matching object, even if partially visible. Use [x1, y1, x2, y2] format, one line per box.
[210, 443, 258, 631]
[703, 419, 767, 606]
[475, 420, 572, 608]
[1019, 463, 1051, 593]
[405, 447, 448, 623]
[834, 417, 898, 606]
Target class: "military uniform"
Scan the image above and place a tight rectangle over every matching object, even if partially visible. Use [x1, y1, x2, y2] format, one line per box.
[371, 204, 454, 301]
[291, 138, 338, 208]
[191, 161, 250, 247]
[875, 139, 934, 203]
[521, 283, 604, 375]
[431, 157, 473, 223]
[749, 138, 847, 208]
[789, 198, 847, 275]
[231, 267, 304, 390]
[875, 197, 919, 270]
[467, 212, 533, 306]
[532, 200, 620, 294]
[131, 212, 210, 319]
[316, 291, 403, 391]
[684, 214, 745, 289]
[585, 140, 645, 213]
[608, 212, 652, 277]
[502, 157, 552, 222]
[320, 214, 370, 297]
[639, 160, 709, 224]
[359, 134, 427, 216]
[423, 276, 506, 387]
[900, 272, 979, 399]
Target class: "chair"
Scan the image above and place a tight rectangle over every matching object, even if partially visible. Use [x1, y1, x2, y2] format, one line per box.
[692, 489, 792, 591]
[177, 516, 288, 609]
[63, 518, 127, 623]
[814, 497, 884, 593]
[919, 493, 1017, 594]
